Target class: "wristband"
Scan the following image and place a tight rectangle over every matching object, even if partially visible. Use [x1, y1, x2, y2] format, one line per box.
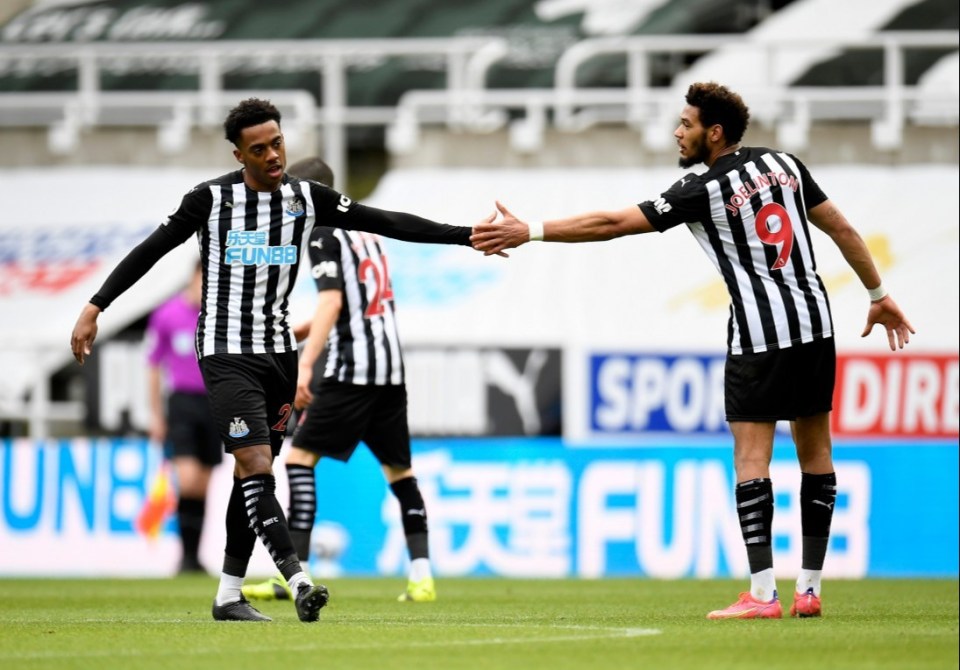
[867, 283, 888, 302]
[527, 221, 544, 242]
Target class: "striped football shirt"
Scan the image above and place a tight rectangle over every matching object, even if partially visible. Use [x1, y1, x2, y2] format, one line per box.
[639, 147, 834, 355]
[307, 227, 404, 385]
[144, 170, 469, 358]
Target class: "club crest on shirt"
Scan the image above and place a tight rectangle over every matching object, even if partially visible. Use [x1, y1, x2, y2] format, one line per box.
[229, 417, 250, 438]
[286, 197, 305, 217]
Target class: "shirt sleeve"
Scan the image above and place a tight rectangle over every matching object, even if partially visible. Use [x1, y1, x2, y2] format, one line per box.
[637, 173, 707, 233]
[306, 227, 344, 293]
[309, 183, 471, 246]
[790, 154, 829, 210]
[162, 186, 212, 244]
[89, 226, 182, 310]
[89, 188, 210, 310]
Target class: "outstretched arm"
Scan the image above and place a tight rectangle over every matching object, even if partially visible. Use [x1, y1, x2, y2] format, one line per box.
[807, 200, 915, 350]
[334, 203, 494, 246]
[470, 201, 655, 256]
[70, 226, 182, 365]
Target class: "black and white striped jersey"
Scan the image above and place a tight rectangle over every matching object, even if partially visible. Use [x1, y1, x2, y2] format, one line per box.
[90, 170, 470, 358]
[639, 147, 834, 355]
[307, 227, 404, 385]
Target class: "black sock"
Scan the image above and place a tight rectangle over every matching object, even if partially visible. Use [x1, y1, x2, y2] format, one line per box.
[390, 476, 429, 560]
[239, 474, 301, 580]
[177, 496, 205, 565]
[286, 464, 316, 562]
[800, 471, 837, 571]
[222, 477, 256, 577]
[736, 477, 774, 574]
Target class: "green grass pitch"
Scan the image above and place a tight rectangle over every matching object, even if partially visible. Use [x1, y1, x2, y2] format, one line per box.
[0, 577, 956, 670]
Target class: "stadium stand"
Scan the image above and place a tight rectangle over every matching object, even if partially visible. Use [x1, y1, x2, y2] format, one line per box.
[676, 0, 920, 87]
[912, 50, 959, 123]
[565, 0, 798, 88]
[793, 0, 958, 87]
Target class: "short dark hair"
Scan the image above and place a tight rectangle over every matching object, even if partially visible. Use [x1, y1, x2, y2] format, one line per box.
[223, 98, 282, 146]
[287, 157, 335, 188]
[686, 82, 750, 145]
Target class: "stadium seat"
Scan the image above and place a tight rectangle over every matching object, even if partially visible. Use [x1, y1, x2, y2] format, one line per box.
[670, 0, 923, 105]
[792, 0, 958, 87]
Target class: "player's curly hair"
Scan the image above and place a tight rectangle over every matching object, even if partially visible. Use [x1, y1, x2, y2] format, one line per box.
[223, 98, 282, 146]
[686, 82, 750, 145]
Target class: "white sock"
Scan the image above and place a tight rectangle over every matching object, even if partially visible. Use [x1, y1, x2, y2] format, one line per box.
[796, 569, 822, 596]
[287, 570, 313, 593]
[750, 568, 778, 602]
[409, 558, 432, 583]
[215, 574, 244, 606]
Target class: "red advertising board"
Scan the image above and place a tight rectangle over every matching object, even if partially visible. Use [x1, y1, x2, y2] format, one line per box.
[833, 353, 959, 438]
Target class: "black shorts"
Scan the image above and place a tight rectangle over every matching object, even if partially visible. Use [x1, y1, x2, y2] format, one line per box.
[292, 380, 411, 467]
[166, 391, 222, 466]
[724, 337, 836, 422]
[199, 351, 299, 456]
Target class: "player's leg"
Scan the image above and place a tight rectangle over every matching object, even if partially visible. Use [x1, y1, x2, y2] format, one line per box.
[204, 352, 327, 621]
[708, 350, 783, 620]
[289, 380, 367, 562]
[704, 420, 781, 619]
[200, 355, 270, 621]
[790, 412, 834, 617]
[246, 379, 366, 607]
[367, 385, 435, 602]
[236, 351, 328, 621]
[234, 443, 328, 622]
[286, 448, 321, 562]
[383, 465, 435, 602]
[213, 473, 266, 621]
[242, 444, 319, 602]
[788, 338, 837, 618]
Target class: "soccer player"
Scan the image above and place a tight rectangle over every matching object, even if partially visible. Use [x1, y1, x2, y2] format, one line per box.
[70, 98, 486, 622]
[470, 82, 914, 620]
[145, 260, 218, 574]
[243, 157, 436, 605]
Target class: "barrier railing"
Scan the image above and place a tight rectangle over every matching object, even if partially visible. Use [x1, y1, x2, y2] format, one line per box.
[390, 31, 959, 153]
[0, 37, 509, 184]
[1, 33, 957, 176]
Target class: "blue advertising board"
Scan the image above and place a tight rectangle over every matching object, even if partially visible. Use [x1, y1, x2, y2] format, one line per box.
[1, 437, 956, 578]
[312, 438, 958, 579]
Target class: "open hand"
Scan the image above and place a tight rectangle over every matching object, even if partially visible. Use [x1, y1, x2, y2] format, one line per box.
[470, 201, 531, 257]
[861, 295, 915, 351]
